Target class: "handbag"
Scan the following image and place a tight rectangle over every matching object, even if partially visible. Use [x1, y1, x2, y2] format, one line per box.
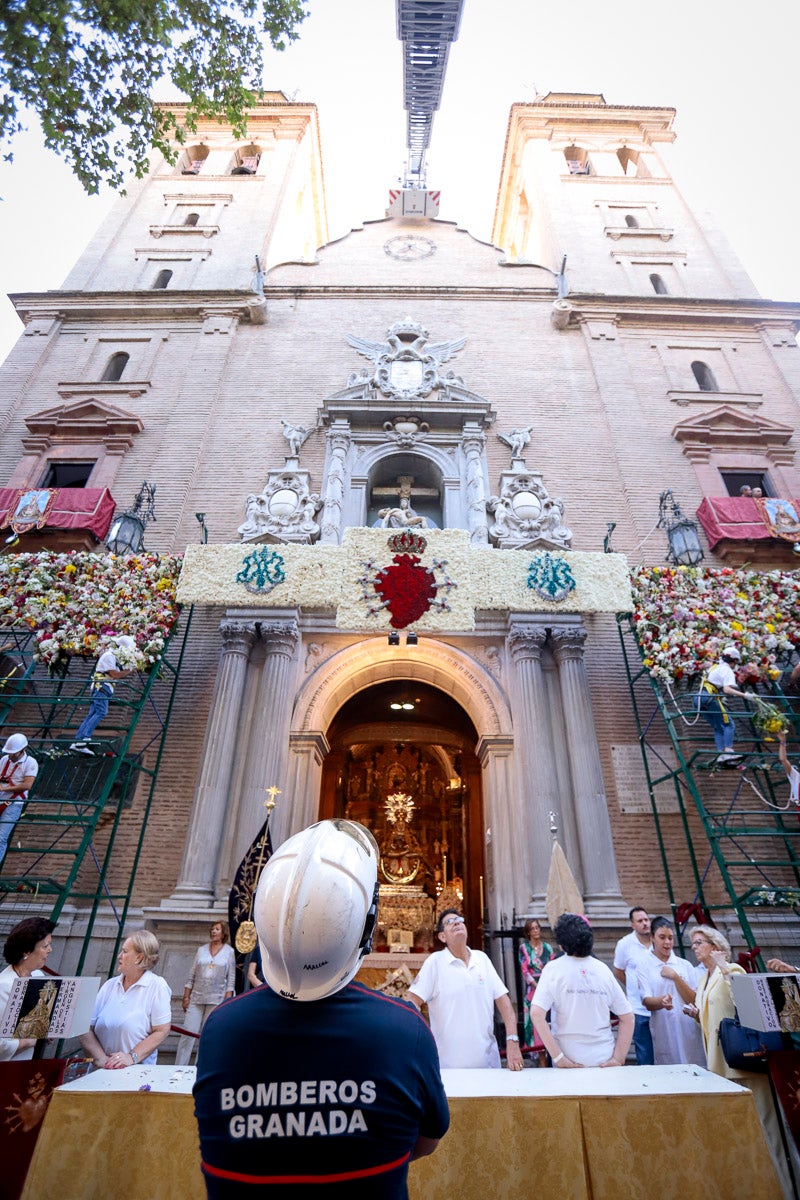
[718, 1015, 783, 1073]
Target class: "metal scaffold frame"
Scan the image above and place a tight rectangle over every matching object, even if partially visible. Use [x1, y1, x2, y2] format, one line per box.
[618, 614, 800, 958]
[0, 607, 193, 974]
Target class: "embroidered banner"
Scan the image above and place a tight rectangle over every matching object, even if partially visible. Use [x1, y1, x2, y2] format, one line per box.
[754, 495, 800, 544]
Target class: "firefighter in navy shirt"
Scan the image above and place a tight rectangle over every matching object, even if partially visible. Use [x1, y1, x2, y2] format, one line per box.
[194, 819, 449, 1197]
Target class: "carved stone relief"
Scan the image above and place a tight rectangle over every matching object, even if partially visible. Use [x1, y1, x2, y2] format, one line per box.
[488, 471, 572, 551]
[239, 470, 321, 544]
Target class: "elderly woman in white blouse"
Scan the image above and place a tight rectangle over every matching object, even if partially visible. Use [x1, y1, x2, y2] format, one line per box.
[80, 930, 172, 1069]
[175, 920, 235, 1065]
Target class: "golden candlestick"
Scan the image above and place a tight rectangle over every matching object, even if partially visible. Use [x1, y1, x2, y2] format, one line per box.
[443, 853, 447, 890]
[479, 874, 485, 916]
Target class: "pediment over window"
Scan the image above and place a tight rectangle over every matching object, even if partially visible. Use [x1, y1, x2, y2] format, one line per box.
[24, 399, 144, 441]
[672, 405, 794, 456]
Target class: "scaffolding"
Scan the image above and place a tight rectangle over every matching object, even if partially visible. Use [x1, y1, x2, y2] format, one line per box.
[0, 609, 192, 972]
[619, 615, 800, 959]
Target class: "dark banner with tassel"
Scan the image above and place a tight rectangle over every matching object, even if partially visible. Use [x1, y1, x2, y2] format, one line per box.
[227, 816, 273, 993]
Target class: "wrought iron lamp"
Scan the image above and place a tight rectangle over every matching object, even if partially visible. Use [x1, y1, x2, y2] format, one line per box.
[106, 482, 157, 555]
[657, 489, 704, 566]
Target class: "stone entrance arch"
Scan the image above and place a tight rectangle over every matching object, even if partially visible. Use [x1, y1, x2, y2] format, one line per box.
[285, 637, 525, 929]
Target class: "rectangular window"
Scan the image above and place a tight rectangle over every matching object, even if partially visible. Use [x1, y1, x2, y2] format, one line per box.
[720, 471, 773, 497]
[38, 461, 96, 489]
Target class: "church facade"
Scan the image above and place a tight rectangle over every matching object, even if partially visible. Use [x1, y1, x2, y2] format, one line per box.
[2, 91, 800, 990]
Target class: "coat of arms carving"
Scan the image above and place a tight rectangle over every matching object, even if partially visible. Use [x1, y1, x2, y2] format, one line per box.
[346, 319, 466, 401]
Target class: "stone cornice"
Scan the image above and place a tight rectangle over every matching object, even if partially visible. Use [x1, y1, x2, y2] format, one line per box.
[562, 294, 800, 331]
[13, 289, 797, 334]
[10, 291, 264, 325]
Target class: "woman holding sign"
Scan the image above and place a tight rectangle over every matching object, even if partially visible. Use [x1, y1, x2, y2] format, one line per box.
[0, 917, 55, 1060]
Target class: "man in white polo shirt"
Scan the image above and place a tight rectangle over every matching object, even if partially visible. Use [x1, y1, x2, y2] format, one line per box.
[613, 905, 654, 1065]
[408, 909, 524, 1071]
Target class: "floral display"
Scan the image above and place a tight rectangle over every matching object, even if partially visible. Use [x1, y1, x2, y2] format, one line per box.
[750, 699, 791, 741]
[0, 551, 182, 671]
[176, 538, 633, 625]
[630, 565, 800, 684]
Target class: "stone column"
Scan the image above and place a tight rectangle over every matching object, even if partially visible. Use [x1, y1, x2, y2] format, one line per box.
[228, 620, 299, 867]
[475, 735, 518, 929]
[169, 619, 255, 906]
[507, 621, 564, 906]
[550, 623, 623, 909]
[319, 421, 351, 544]
[284, 731, 330, 838]
[461, 425, 489, 545]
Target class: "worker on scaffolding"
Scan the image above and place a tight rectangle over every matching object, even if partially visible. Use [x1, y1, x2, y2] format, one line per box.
[0, 734, 38, 866]
[69, 634, 136, 756]
[699, 645, 753, 765]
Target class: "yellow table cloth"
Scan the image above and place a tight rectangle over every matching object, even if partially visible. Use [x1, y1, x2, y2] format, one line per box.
[21, 1064, 782, 1200]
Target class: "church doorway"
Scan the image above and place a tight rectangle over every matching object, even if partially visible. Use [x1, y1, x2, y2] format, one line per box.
[318, 678, 485, 949]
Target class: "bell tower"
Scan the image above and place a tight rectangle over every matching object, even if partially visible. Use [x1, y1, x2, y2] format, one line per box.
[61, 95, 328, 295]
[492, 92, 757, 300]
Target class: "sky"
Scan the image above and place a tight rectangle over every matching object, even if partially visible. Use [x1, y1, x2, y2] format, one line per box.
[1, 0, 798, 364]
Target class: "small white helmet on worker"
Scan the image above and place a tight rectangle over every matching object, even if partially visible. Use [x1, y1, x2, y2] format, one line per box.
[2, 734, 28, 756]
[254, 819, 380, 1002]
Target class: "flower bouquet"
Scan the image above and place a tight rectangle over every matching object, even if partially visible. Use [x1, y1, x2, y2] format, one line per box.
[750, 698, 791, 742]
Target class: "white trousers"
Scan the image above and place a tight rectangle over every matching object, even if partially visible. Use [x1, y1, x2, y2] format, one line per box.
[174, 1001, 217, 1065]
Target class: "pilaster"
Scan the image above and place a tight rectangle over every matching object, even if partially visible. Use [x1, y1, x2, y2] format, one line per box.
[550, 622, 623, 907]
[167, 619, 256, 907]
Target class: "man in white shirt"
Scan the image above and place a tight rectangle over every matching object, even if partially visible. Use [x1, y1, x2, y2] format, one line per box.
[0, 733, 38, 866]
[613, 906, 654, 1065]
[699, 644, 752, 764]
[70, 633, 135, 755]
[407, 909, 524, 1070]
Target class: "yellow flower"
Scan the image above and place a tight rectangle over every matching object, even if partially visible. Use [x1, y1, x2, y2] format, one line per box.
[730, 620, 743, 631]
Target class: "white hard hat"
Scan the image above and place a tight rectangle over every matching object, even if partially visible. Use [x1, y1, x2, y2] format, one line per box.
[255, 819, 379, 1002]
[111, 635, 136, 651]
[722, 645, 741, 661]
[2, 733, 28, 754]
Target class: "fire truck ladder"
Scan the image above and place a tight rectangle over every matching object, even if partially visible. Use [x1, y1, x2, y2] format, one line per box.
[618, 614, 800, 955]
[0, 608, 192, 972]
[396, 0, 465, 176]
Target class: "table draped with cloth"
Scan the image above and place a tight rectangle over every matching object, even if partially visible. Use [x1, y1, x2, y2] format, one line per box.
[20, 1063, 782, 1200]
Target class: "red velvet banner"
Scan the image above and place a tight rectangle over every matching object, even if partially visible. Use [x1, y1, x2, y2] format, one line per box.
[0, 1057, 67, 1200]
[695, 497, 772, 550]
[0, 488, 116, 541]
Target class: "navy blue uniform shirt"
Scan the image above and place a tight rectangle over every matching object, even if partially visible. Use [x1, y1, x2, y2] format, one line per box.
[194, 980, 449, 1197]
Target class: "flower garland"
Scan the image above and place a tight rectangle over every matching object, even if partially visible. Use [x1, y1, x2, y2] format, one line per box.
[0, 551, 182, 671]
[630, 565, 800, 684]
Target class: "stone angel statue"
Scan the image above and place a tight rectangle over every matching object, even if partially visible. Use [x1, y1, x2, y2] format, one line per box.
[281, 419, 312, 458]
[497, 426, 533, 461]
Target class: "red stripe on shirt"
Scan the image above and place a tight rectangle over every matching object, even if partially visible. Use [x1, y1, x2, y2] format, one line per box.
[201, 1150, 411, 1185]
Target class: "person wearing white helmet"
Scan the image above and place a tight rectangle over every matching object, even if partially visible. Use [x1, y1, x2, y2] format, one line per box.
[699, 644, 754, 765]
[70, 633, 136, 755]
[194, 819, 449, 1197]
[0, 733, 38, 866]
